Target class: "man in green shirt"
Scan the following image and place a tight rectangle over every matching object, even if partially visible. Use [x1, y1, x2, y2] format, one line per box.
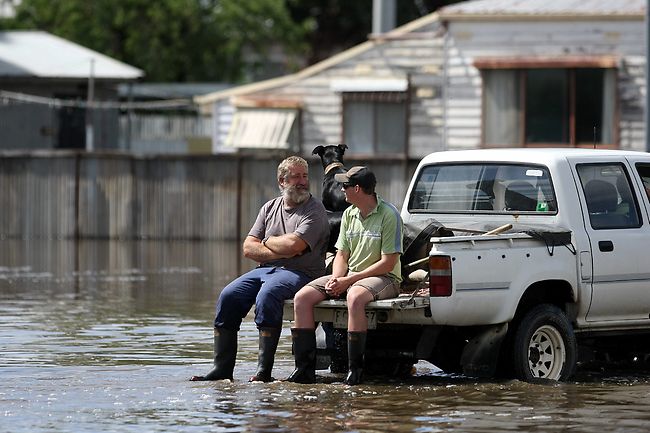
[287, 166, 403, 385]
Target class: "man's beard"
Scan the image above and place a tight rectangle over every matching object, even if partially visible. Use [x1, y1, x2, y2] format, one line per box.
[282, 185, 310, 205]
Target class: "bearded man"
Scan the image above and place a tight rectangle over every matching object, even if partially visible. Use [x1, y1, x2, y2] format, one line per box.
[191, 156, 329, 383]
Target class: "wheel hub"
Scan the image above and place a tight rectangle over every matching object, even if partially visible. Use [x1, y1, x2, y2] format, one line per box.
[527, 325, 566, 380]
[528, 345, 541, 365]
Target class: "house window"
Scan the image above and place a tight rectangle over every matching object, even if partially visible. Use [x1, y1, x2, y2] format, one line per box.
[481, 64, 616, 147]
[342, 92, 407, 155]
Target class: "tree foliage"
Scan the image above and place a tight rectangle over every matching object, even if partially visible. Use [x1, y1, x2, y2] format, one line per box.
[1, 0, 459, 83]
[286, 0, 461, 65]
[4, 0, 310, 82]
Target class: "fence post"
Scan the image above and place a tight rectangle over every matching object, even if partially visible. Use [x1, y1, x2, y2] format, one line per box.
[74, 152, 81, 241]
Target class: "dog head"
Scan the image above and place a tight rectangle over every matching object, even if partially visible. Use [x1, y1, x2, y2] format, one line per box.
[312, 143, 350, 223]
[312, 144, 348, 173]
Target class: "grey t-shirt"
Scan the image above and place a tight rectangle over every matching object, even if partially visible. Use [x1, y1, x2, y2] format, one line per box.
[249, 195, 329, 279]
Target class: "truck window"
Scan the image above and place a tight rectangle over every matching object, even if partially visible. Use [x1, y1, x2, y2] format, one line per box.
[577, 164, 642, 230]
[408, 163, 557, 214]
[635, 163, 650, 200]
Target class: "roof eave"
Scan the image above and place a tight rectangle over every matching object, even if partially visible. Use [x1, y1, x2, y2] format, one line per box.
[0, 74, 142, 81]
[440, 12, 644, 22]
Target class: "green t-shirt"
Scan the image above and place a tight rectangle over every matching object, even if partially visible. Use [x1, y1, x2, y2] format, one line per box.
[335, 197, 403, 283]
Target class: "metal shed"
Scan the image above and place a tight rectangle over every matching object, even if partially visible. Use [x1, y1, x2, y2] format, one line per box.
[0, 30, 143, 150]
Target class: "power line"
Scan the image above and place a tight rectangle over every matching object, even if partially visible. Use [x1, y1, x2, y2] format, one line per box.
[0, 89, 196, 110]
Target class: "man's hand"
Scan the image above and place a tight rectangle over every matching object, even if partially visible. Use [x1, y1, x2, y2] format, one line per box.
[325, 251, 400, 297]
[324, 275, 352, 297]
[243, 234, 308, 263]
[264, 234, 308, 257]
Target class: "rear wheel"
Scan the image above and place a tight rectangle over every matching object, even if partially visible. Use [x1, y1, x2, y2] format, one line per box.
[513, 304, 576, 381]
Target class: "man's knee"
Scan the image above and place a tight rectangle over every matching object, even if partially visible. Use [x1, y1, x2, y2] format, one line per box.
[216, 287, 245, 315]
[293, 287, 315, 312]
[217, 288, 236, 305]
[215, 284, 255, 326]
[346, 287, 370, 311]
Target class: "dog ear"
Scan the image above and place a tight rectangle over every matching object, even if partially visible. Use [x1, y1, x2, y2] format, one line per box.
[338, 144, 348, 152]
[312, 145, 324, 156]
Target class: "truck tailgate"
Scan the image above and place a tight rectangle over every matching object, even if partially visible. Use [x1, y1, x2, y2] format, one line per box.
[283, 296, 432, 329]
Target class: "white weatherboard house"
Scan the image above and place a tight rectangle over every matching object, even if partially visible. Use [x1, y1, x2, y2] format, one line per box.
[195, 12, 445, 159]
[195, 0, 647, 159]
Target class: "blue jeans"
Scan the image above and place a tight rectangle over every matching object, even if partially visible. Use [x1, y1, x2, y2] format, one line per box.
[214, 266, 312, 330]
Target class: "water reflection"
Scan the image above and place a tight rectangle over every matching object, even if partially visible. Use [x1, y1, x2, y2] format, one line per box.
[2, 240, 650, 433]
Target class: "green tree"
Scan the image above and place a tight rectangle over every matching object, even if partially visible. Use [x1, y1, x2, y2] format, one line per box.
[4, 0, 310, 82]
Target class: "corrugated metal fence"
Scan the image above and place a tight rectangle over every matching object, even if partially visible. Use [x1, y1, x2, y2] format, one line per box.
[0, 151, 418, 240]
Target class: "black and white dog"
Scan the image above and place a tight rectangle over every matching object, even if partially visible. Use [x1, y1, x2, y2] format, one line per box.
[312, 144, 349, 252]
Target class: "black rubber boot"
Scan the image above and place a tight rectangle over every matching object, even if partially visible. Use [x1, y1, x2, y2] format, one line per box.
[286, 328, 317, 384]
[344, 331, 367, 385]
[190, 327, 237, 381]
[249, 327, 281, 382]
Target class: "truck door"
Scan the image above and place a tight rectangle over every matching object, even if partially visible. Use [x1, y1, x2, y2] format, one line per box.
[575, 161, 650, 323]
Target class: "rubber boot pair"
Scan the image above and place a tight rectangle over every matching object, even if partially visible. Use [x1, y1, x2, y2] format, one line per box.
[344, 331, 367, 386]
[249, 327, 282, 383]
[286, 328, 317, 384]
[190, 327, 238, 381]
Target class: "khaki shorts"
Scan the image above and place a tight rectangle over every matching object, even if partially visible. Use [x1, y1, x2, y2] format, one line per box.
[307, 274, 400, 301]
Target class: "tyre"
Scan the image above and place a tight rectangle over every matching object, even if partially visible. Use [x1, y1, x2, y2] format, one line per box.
[512, 304, 577, 381]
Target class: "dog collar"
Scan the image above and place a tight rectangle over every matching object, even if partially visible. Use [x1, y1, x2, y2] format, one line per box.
[324, 162, 344, 175]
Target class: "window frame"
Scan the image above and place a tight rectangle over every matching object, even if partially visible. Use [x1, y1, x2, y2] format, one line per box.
[634, 163, 650, 202]
[407, 162, 558, 215]
[576, 163, 642, 230]
[341, 91, 409, 157]
[478, 59, 619, 149]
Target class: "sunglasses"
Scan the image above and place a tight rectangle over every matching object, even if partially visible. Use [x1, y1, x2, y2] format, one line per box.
[342, 182, 355, 189]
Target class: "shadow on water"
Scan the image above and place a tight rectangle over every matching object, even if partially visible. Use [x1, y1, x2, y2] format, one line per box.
[2, 239, 650, 433]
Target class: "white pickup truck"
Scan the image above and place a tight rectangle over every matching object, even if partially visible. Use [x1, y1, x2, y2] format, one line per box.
[284, 148, 650, 382]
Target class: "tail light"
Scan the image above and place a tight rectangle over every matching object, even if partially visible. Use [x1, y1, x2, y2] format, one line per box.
[429, 255, 452, 297]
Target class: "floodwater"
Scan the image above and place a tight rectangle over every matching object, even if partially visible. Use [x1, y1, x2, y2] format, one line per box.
[2, 240, 650, 433]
